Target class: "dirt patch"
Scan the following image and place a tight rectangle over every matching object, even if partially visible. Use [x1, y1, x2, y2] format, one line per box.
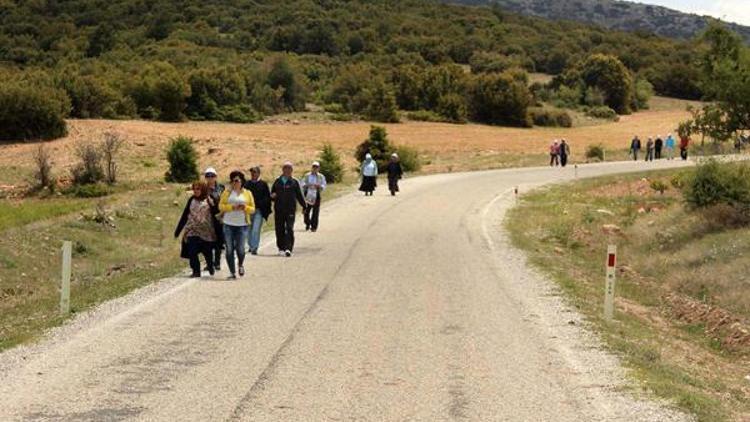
[665, 293, 750, 352]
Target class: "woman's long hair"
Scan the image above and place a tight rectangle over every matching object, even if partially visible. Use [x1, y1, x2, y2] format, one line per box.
[192, 181, 209, 200]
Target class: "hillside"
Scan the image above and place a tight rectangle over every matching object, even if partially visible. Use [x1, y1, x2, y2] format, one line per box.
[450, 0, 750, 43]
[0, 0, 704, 140]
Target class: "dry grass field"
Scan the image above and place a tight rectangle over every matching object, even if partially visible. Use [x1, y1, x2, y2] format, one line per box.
[0, 96, 696, 190]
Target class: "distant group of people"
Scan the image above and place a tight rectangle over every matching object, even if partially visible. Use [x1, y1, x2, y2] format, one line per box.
[630, 133, 688, 161]
[175, 153, 405, 279]
[549, 139, 571, 167]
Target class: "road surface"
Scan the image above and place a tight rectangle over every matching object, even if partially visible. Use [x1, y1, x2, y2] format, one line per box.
[0, 161, 693, 421]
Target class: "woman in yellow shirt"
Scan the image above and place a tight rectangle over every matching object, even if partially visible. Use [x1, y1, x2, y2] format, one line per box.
[219, 170, 255, 279]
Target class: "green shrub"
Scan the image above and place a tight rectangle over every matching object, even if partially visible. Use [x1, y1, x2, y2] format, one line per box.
[650, 180, 668, 195]
[684, 160, 750, 226]
[360, 81, 400, 123]
[64, 183, 112, 198]
[318, 143, 344, 184]
[406, 110, 444, 122]
[165, 136, 200, 183]
[323, 103, 346, 114]
[468, 71, 532, 127]
[436, 93, 468, 123]
[59, 73, 124, 119]
[395, 145, 421, 172]
[528, 107, 573, 128]
[0, 83, 69, 141]
[585, 144, 605, 161]
[129, 62, 191, 122]
[355, 126, 393, 170]
[585, 106, 619, 121]
[71, 142, 105, 185]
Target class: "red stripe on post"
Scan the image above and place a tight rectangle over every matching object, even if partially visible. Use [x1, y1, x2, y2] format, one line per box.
[608, 253, 616, 268]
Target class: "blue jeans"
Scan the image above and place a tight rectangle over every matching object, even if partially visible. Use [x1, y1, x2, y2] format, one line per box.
[248, 212, 264, 253]
[223, 225, 249, 275]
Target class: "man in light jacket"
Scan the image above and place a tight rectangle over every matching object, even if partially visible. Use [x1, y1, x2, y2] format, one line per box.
[302, 161, 327, 232]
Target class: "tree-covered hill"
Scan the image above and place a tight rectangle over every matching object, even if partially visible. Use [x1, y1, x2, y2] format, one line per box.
[450, 0, 750, 43]
[0, 0, 709, 140]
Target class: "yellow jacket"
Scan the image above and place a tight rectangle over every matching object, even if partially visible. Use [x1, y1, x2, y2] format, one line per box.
[218, 188, 256, 224]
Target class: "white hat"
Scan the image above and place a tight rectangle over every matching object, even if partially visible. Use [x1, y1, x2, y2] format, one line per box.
[365, 153, 372, 159]
[312, 161, 320, 167]
[282, 161, 293, 168]
[204, 167, 217, 176]
[391, 153, 398, 158]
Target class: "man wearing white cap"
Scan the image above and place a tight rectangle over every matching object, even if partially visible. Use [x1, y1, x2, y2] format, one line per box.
[270, 161, 306, 257]
[302, 161, 327, 232]
[204, 167, 225, 271]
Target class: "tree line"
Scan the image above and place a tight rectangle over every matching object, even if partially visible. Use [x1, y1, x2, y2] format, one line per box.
[0, 0, 724, 140]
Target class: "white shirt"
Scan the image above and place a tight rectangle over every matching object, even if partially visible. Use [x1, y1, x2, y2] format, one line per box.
[223, 190, 248, 227]
[302, 172, 327, 192]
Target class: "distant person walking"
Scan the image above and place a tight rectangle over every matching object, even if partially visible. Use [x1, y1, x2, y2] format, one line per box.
[549, 140, 560, 167]
[244, 166, 272, 255]
[204, 167, 224, 271]
[359, 153, 378, 196]
[654, 136, 663, 160]
[665, 134, 676, 160]
[559, 139, 570, 167]
[302, 161, 327, 232]
[630, 136, 641, 161]
[271, 162, 306, 257]
[679, 136, 690, 160]
[387, 153, 403, 196]
[645, 137, 654, 162]
[174, 182, 216, 278]
[219, 170, 255, 279]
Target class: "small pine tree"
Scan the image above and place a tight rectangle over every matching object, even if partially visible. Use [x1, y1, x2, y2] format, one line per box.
[165, 136, 199, 183]
[318, 143, 344, 184]
[355, 125, 393, 170]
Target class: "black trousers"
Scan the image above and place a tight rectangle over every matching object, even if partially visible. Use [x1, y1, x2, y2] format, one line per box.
[680, 148, 688, 160]
[304, 193, 321, 231]
[275, 212, 296, 252]
[186, 236, 213, 276]
[560, 154, 568, 167]
[655, 147, 662, 159]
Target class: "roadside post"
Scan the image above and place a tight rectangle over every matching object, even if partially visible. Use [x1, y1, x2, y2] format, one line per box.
[514, 186, 519, 203]
[574, 164, 578, 179]
[61, 241, 72, 315]
[604, 245, 617, 320]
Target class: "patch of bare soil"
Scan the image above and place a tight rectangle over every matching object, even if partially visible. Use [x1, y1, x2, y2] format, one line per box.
[665, 293, 750, 352]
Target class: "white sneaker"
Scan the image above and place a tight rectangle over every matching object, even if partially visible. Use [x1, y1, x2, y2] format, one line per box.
[285, 250, 292, 257]
[278, 250, 286, 257]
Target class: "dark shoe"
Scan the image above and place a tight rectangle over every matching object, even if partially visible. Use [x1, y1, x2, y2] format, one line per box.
[250, 250, 258, 256]
[190, 273, 201, 278]
[305, 224, 310, 231]
[238, 266, 245, 277]
[311, 228, 317, 233]
[227, 274, 236, 280]
[285, 250, 292, 257]
[214, 264, 221, 271]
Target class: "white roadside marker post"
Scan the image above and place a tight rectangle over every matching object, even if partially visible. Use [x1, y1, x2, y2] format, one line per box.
[61, 241, 72, 315]
[574, 164, 578, 179]
[604, 245, 617, 321]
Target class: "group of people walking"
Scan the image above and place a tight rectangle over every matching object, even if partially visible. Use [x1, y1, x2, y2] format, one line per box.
[630, 134, 689, 161]
[174, 162, 325, 279]
[359, 153, 403, 196]
[549, 139, 571, 167]
[175, 153, 406, 279]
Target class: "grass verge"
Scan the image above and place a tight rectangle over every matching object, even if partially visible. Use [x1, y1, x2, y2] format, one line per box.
[506, 169, 750, 421]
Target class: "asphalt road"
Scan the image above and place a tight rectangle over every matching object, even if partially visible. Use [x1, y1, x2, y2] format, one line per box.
[0, 160, 694, 421]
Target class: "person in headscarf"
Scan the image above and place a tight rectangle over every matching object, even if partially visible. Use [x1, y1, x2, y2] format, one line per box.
[549, 140, 560, 167]
[359, 153, 378, 196]
[559, 139, 570, 168]
[386, 153, 403, 196]
[174, 181, 216, 278]
[270, 161, 306, 257]
[302, 161, 327, 232]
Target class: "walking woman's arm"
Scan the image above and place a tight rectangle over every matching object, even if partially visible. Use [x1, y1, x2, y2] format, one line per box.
[295, 180, 306, 209]
[174, 197, 192, 238]
[244, 191, 256, 218]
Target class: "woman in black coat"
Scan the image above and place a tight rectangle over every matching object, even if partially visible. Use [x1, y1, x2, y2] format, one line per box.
[174, 182, 216, 277]
[386, 153, 403, 196]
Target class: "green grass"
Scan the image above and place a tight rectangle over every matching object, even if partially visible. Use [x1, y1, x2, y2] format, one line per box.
[0, 198, 89, 231]
[506, 169, 750, 421]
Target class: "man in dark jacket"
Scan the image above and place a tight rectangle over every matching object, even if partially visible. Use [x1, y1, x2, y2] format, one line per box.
[630, 136, 641, 161]
[244, 166, 272, 255]
[204, 167, 224, 271]
[386, 153, 403, 196]
[271, 162, 306, 257]
[654, 136, 663, 160]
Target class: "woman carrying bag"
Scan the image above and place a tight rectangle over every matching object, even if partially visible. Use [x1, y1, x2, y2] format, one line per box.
[174, 181, 216, 278]
[219, 170, 255, 279]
